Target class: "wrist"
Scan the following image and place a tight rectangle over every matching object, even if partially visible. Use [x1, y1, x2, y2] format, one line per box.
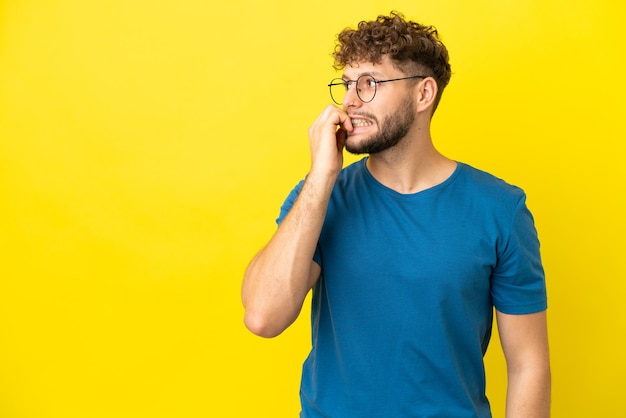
[304, 168, 339, 198]
[307, 166, 340, 184]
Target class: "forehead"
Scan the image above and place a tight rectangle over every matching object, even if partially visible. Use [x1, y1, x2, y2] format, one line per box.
[342, 56, 400, 79]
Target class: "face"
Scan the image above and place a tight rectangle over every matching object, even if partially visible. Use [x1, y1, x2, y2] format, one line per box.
[342, 58, 417, 155]
[344, 94, 414, 155]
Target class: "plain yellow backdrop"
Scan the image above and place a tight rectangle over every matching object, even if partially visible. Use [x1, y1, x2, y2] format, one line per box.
[1, 0, 624, 417]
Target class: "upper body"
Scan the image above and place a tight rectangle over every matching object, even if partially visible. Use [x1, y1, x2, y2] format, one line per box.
[278, 159, 546, 417]
[242, 11, 550, 418]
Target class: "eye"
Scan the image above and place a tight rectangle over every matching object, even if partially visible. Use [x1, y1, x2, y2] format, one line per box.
[357, 76, 377, 90]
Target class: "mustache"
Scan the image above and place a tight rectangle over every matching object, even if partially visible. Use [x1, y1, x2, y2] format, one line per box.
[348, 112, 377, 122]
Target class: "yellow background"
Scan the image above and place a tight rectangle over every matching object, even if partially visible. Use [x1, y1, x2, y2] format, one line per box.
[1, 0, 624, 417]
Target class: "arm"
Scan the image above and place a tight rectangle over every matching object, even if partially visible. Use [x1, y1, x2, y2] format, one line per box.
[496, 310, 551, 418]
[241, 105, 353, 338]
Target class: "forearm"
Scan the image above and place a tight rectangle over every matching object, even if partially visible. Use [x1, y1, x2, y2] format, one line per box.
[242, 171, 336, 337]
[506, 365, 551, 418]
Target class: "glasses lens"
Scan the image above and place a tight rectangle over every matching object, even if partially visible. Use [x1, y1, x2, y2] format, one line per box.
[329, 79, 347, 104]
[356, 76, 376, 103]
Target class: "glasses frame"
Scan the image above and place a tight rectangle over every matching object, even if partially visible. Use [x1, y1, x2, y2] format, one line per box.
[328, 74, 427, 105]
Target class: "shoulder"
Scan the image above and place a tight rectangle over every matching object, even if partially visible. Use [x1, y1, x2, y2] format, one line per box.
[277, 159, 368, 225]
[336, 158, 368, 181]
[456, 162, 526, 206]
[325, 158, 370, 195]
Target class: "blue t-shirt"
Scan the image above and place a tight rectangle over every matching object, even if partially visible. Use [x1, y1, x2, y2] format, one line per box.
[277, 158, 547, 418]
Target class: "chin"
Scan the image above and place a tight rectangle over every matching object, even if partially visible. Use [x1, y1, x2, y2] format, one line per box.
[344, 138, 370, 155]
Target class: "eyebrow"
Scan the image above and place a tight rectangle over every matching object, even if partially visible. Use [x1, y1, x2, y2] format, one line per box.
[342, 71, 384, 80]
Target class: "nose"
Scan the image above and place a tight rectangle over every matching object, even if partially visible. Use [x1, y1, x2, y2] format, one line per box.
[342, 87, 362, 109]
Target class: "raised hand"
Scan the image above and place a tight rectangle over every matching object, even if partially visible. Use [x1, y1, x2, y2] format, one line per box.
[307, 104, 353, 179]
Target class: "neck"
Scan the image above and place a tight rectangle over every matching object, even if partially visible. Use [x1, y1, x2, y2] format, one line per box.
[365, 128, 456, 194]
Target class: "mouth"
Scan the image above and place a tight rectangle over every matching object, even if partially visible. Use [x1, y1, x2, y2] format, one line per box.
[350, 117, 374, 127]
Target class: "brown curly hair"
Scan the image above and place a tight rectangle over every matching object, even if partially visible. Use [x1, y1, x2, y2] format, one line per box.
[333, 11, 452, 112]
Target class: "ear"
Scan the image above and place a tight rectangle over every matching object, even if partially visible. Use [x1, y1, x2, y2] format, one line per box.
[415, 77, 438, 114]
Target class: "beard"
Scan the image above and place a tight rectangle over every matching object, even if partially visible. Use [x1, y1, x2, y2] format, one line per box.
[345, 95, 415, 155]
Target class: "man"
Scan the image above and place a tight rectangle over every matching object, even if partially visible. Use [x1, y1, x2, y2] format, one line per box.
[242, 11, 550, 418]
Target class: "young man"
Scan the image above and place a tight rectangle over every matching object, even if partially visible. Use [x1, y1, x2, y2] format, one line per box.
[242, 12, 550, 418]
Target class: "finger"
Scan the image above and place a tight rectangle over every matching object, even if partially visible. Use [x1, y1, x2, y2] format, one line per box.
[335, 109, 353, 133]
[336, 127, 347, 149]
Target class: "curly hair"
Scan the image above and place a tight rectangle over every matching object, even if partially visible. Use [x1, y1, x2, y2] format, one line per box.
[333, 11, 452, 112]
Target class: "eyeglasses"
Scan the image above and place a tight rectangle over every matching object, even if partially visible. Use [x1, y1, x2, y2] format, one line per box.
[328, 74, 427, 105]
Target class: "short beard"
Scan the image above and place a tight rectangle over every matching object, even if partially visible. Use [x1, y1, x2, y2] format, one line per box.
[345, 95, 415, 155]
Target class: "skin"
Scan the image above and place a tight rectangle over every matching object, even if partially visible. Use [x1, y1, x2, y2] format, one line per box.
[241, 55, 550, 417]
[343, 88, 414, 154]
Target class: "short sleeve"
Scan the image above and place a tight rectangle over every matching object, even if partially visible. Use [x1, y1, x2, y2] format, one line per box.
[491, 194, 547, 314]
[276, 180, 304, 226]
